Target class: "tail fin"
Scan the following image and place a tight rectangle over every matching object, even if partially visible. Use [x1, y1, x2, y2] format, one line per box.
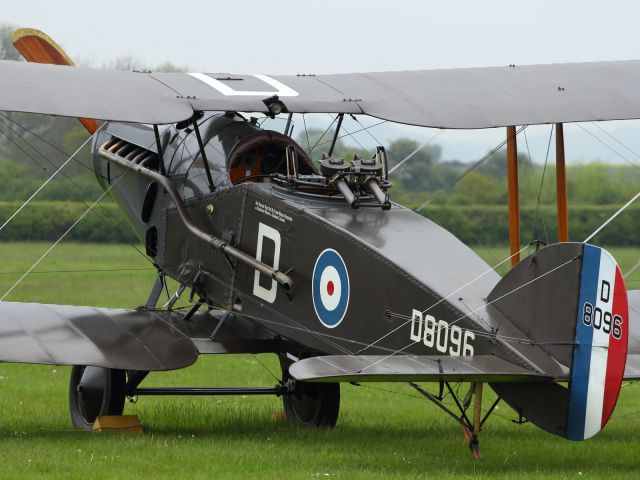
[489, 243, 628, 440]
[11, 28, 99, 133]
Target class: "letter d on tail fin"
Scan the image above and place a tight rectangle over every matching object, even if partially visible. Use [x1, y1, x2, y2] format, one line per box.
[489, 243, 628, 440]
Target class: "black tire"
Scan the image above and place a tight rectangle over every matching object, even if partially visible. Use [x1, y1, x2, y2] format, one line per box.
[69, 366, 126, 430]
[280, 355, 340, 428]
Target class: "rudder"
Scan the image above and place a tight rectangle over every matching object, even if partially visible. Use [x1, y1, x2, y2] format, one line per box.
[489, 243, 628, 440]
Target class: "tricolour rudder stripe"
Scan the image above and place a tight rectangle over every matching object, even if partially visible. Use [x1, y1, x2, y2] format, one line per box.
[567, 244, 599, 440]
[567, 244, 629, 440]
[583, 248, 615, 438]
[601, 264, 628, 427]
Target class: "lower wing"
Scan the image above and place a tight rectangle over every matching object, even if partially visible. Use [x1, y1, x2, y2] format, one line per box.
[0, 301, 198, 371]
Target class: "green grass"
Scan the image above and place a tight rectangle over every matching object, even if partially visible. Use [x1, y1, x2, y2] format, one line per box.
[0, 243, 639, 479]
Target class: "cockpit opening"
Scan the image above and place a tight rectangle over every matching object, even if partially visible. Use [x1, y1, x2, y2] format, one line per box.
[227, 130, 317, 184]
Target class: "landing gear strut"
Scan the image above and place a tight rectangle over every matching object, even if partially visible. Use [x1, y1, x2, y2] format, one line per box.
[410, 381, 499, 460]
[67, 357, 342, 430]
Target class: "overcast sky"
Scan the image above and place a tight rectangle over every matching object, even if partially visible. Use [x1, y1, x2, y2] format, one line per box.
[3, 0, 640, 164]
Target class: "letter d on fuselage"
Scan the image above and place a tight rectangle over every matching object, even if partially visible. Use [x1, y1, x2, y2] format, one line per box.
[253, 223, 281, 303]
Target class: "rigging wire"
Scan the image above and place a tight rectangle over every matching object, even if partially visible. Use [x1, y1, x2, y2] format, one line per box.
[0, 116, 138, 229]
[0, 120, 101, 202]
[1, 180, 116, 301]
[0, 124, 103, 234]
[327, 114, 376, 157]
[0, 112, 96, 174]
[350, 115, 400, 162]
[0, 267, 153, 276]
[387, 132, 443, 176]
[625, 260, 640, 279]
[252, 354, 281, 383]
[414, 126, 527, 213]
[0, 120, 124, 233]
[522, 126, 551, 247]
[302, 114, 312, 155]
[0, 116, 157, 269]
[348, 116, 445, 186]
[410, 127, 526, 265]
[575, 123, 640, 170]
[308, 115, 338, 155]
[0, 123, 170, 298]
[0, 115, 93, 187]
[343, 114, 445, 178]
[351, 382, 518, 424]
[313, 119, 388, 149]
[590, 122, 640, 161]
[0, 123, 48, 172]
[583, 191, 640, 243]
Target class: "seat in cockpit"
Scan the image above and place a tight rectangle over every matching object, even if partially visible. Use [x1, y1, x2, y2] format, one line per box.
[226, 130, 317, 184]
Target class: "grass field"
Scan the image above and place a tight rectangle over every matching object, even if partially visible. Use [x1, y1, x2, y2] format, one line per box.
[0, 242, 639, 479]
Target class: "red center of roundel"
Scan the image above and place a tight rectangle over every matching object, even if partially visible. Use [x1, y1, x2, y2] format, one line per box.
[327, 281, 335, 296]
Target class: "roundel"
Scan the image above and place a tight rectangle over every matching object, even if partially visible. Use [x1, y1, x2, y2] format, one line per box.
[312, 249, 350, 328]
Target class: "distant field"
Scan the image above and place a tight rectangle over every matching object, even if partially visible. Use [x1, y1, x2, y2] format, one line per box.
[0, 242, 639, 479]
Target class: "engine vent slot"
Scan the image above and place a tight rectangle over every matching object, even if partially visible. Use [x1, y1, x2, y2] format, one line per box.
[101, 136, 160, 171]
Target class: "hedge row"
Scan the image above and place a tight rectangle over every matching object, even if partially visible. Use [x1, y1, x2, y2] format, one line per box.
[0, 201, 637, 246]
[0, 201, 139, 243]
[419, 204, 640, 246]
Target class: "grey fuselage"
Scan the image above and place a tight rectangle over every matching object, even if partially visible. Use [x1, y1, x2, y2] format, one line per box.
[91, 114, 563, 376]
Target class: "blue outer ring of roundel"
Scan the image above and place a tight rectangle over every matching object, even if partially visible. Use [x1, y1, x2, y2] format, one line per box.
[312, 248, 350, 329]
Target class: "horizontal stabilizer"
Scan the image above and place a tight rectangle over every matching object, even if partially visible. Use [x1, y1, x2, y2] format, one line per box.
[289, 354, 548, 383]
[0, 302, 198, 371]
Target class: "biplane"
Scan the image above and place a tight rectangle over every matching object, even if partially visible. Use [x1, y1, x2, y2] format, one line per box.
[0, 28, 638, 458]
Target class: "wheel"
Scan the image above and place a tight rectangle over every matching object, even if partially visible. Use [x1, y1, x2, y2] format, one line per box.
[69, 366, 126, 430]
[280, 355, 340, 428]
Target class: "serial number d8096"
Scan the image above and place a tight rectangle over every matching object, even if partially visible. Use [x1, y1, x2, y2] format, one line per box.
[581, 278, 623, 340]
[582, 302, 623, 339]
[409, 309, 474, 356]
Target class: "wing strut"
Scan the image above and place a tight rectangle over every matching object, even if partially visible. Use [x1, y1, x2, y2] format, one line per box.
[192, 116, 216, 192]
[153, 125, 167, 176]
[506, 126, 520, 266]
[328, 113, 344, 157]
[555, 123, 569, 242]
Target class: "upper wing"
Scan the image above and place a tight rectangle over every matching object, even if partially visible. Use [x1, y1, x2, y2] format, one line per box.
[289, 354, 550, 383]
[3, 59, 640, 128]
[0, 60, 193, 124]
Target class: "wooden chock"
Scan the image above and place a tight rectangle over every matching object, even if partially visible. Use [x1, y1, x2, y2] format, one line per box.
[92, 415, 143, 434]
